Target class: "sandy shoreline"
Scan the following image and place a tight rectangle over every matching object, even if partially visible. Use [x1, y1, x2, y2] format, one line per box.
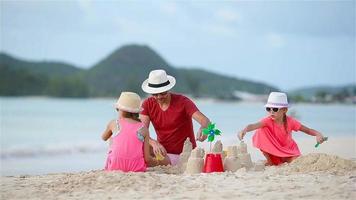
[1, 153, 355, 200]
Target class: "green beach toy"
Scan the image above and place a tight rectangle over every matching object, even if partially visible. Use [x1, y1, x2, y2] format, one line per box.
[315, 137, 328, 148]
[202, 122, 222, 152]
[202, 122, 221, 142]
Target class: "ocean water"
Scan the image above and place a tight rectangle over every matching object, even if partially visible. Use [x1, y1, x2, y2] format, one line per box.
[1, 97, 355, 176]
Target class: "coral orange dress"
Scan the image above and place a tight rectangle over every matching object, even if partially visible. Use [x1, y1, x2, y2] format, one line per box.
[252, 116, 302, 165]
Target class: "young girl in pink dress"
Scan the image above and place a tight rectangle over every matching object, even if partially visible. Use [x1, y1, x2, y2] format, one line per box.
[101, 92, 163, 172]
[238, 92, 326, 166]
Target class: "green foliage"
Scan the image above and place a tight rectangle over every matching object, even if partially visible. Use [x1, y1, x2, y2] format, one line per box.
[0, 44, 277, 98]
[85, 45, 177, 97]
[0, 65, 88, 97]
[178, 68, 276, 98]
[0, 65, 48, 95]
[289, 84, 356, 103]
[0, 53, 81, 77]
[289, 95, 306, 103]
[45, 76, 89, 97]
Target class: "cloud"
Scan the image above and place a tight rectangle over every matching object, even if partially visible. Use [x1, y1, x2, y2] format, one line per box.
[159, 1, 178, 15]
[76, 0, 98, 24]
[204, 24, 237, 37]
[214, 8, 240, 24]
[114, 16, 142, 33]
[266, 33, 286, 48]
[198, 8, 241, 37]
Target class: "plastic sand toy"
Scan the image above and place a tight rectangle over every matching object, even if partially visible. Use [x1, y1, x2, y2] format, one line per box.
[202, 122, 224, 173]
[315, 137, 328, 148]
[155, 152, 164, 161]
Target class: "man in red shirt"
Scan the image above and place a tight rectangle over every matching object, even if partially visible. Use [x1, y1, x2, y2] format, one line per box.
[140, 69, 210, 165]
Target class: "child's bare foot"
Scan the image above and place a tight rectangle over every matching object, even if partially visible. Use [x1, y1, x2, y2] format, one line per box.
[262, 160, 273, 166]
[284, 156, 297, 163]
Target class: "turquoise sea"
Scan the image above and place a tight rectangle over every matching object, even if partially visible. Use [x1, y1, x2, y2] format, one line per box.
[1, 97, 355, 176]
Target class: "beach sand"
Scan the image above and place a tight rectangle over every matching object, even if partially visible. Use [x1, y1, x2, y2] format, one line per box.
[1, 152, 355, 200]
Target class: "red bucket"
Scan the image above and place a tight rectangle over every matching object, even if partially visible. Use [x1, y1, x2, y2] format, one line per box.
[203, 153, 224, 173]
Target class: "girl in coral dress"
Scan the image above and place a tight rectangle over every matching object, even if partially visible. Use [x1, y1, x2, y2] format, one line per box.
[238, 92, 326, 165]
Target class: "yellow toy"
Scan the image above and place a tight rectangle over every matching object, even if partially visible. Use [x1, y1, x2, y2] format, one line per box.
[155, 152, 164, 161]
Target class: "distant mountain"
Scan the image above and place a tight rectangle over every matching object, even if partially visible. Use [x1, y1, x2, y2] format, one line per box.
[0, 53, 82, 77]
[0, 44, 277, 98]
[85, 44, 277, 97]
[177, 68, 274, 98]
[288, 84, 356, 102]
[0, 53, 88, 97]
[86, 45, 180, 96]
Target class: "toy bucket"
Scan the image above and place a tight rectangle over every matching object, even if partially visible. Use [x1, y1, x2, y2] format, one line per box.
[203, 153, 224, 173]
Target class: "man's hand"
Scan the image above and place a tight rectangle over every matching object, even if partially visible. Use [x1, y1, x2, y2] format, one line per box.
[196, 129, 207, 142]
[192, 111, 210, 142]
[151, 140, 167, 157]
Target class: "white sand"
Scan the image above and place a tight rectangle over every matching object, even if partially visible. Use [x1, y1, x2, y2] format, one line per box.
[2, 136, 355, 199]
[207, 136, 356, 161]
[1, 153, 355, 200]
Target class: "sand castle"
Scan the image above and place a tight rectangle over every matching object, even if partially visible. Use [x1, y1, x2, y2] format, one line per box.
[236, 141, 253, 169]
[179, 138, 263, 173]
[185, 147, 205, 174]
[177, 138, 193, 172]
[223, 141, 263, 172]
[212, 140, 223, 153]
[223, 145, 241, 172]
[222, 141, 252, 172]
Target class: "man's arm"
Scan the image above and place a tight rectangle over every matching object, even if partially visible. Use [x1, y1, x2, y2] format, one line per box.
[140, 114, 167, 156]
[140, 114, 154, 142]
[192, 111, 210, 142]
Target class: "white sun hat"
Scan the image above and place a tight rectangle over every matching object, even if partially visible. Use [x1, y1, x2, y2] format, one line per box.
[115, 92, 143, 113]
[141, 69, 176, 94]
[265, 92, 289, 108]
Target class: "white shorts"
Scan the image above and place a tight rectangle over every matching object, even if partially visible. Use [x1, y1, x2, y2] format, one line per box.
[167, 153, 180, 166]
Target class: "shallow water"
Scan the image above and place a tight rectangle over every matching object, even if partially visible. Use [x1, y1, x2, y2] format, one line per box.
[1, 97, 355, 175]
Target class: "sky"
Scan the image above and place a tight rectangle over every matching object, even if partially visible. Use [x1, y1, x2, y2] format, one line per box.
[1, 0, 355, 90]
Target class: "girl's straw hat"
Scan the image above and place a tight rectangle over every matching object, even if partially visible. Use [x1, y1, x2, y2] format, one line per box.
[141, 69, 176, 94]
[115, 92, 143, 113]
[265, 92, 289, 108]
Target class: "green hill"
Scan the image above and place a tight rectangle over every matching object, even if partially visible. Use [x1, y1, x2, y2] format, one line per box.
[288, 84, 356, 102]
[86, 45, 180, 96]
[0, 53, 89, 97]
[0, 44, 277, 98]
[0, 53, 82, 77]
[178, 68, 274, 98]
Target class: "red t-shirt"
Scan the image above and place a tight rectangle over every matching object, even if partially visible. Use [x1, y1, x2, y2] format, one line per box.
[141, 93, 199, 154]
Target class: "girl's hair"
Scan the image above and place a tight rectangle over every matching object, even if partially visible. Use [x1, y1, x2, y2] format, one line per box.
[283, 112, 288, 133]
[121, 111, 141, 122]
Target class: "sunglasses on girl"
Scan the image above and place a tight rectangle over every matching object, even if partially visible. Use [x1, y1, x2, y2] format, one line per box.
[266, 107, 279, 112]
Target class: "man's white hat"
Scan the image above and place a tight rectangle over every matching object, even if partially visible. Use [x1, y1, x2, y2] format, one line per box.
[265, 92, 289, 108]
[141, 69, 176, 94]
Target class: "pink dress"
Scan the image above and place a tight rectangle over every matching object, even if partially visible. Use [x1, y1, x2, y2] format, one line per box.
[252, 116, 302, 157]
[105, 118, 146, 172]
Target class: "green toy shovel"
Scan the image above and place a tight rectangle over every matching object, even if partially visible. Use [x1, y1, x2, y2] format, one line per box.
[315, 137, 328, 148]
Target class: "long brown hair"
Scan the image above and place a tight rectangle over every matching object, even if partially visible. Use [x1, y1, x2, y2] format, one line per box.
[283, 112, 288, 133]
[122, 111, 141, 122]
